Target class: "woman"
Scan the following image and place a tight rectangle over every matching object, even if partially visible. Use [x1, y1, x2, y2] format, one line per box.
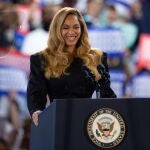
[27, 7, 116, 126]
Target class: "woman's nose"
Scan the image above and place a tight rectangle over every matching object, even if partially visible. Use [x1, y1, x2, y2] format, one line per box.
[68, 28, 74, 34]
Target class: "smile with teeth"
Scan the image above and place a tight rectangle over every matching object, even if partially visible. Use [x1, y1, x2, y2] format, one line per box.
[66, 35, 77, 41]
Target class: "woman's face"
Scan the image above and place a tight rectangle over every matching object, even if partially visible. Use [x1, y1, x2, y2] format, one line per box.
[61, 14, 81, 53]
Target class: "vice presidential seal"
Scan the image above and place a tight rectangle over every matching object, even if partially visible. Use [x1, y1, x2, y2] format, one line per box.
[87, 108, 126, 148]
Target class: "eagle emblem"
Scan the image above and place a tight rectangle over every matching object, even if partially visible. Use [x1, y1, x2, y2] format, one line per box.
[87, 108, 126, 148]
[97, 121, 114, 137]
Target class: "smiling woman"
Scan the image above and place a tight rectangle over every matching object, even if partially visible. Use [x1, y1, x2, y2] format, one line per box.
[61, 14, 81, 53]
[27, 7, 116, 126]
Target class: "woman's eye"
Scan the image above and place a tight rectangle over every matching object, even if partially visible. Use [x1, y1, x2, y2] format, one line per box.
[62, 26, 69, 29]
[74, 26, 80, 29]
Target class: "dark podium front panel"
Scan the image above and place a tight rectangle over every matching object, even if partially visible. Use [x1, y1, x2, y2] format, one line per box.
[30, 98, 150, 150]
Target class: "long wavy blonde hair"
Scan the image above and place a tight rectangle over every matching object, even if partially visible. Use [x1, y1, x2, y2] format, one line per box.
[41, 7, 103, 80]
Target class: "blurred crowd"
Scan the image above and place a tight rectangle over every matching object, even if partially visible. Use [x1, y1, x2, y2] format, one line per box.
[0, 0, 150, 149]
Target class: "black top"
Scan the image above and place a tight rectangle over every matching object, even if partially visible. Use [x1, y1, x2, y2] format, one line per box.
[27, 52, 116, 116]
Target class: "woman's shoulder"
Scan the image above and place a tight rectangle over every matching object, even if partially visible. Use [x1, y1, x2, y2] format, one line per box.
[90, 48, 104, 55]
[30, 51, 46, 68]
[30, 51, 45, 62]
[90, 48, 108, 64]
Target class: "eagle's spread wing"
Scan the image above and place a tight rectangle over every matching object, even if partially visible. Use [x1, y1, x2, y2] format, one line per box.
[97, 122, 103, 132]
[110, 122, 114, 132]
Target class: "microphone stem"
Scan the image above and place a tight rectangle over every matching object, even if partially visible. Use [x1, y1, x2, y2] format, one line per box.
[96, 90, 101, 99]
[95, 83, 101, 99]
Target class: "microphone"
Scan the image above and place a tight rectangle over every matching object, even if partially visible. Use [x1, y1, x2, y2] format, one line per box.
[82, 66, 101, 99]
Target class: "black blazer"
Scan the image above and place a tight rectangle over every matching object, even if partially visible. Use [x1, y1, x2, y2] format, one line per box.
[27, 52, 116, 116]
